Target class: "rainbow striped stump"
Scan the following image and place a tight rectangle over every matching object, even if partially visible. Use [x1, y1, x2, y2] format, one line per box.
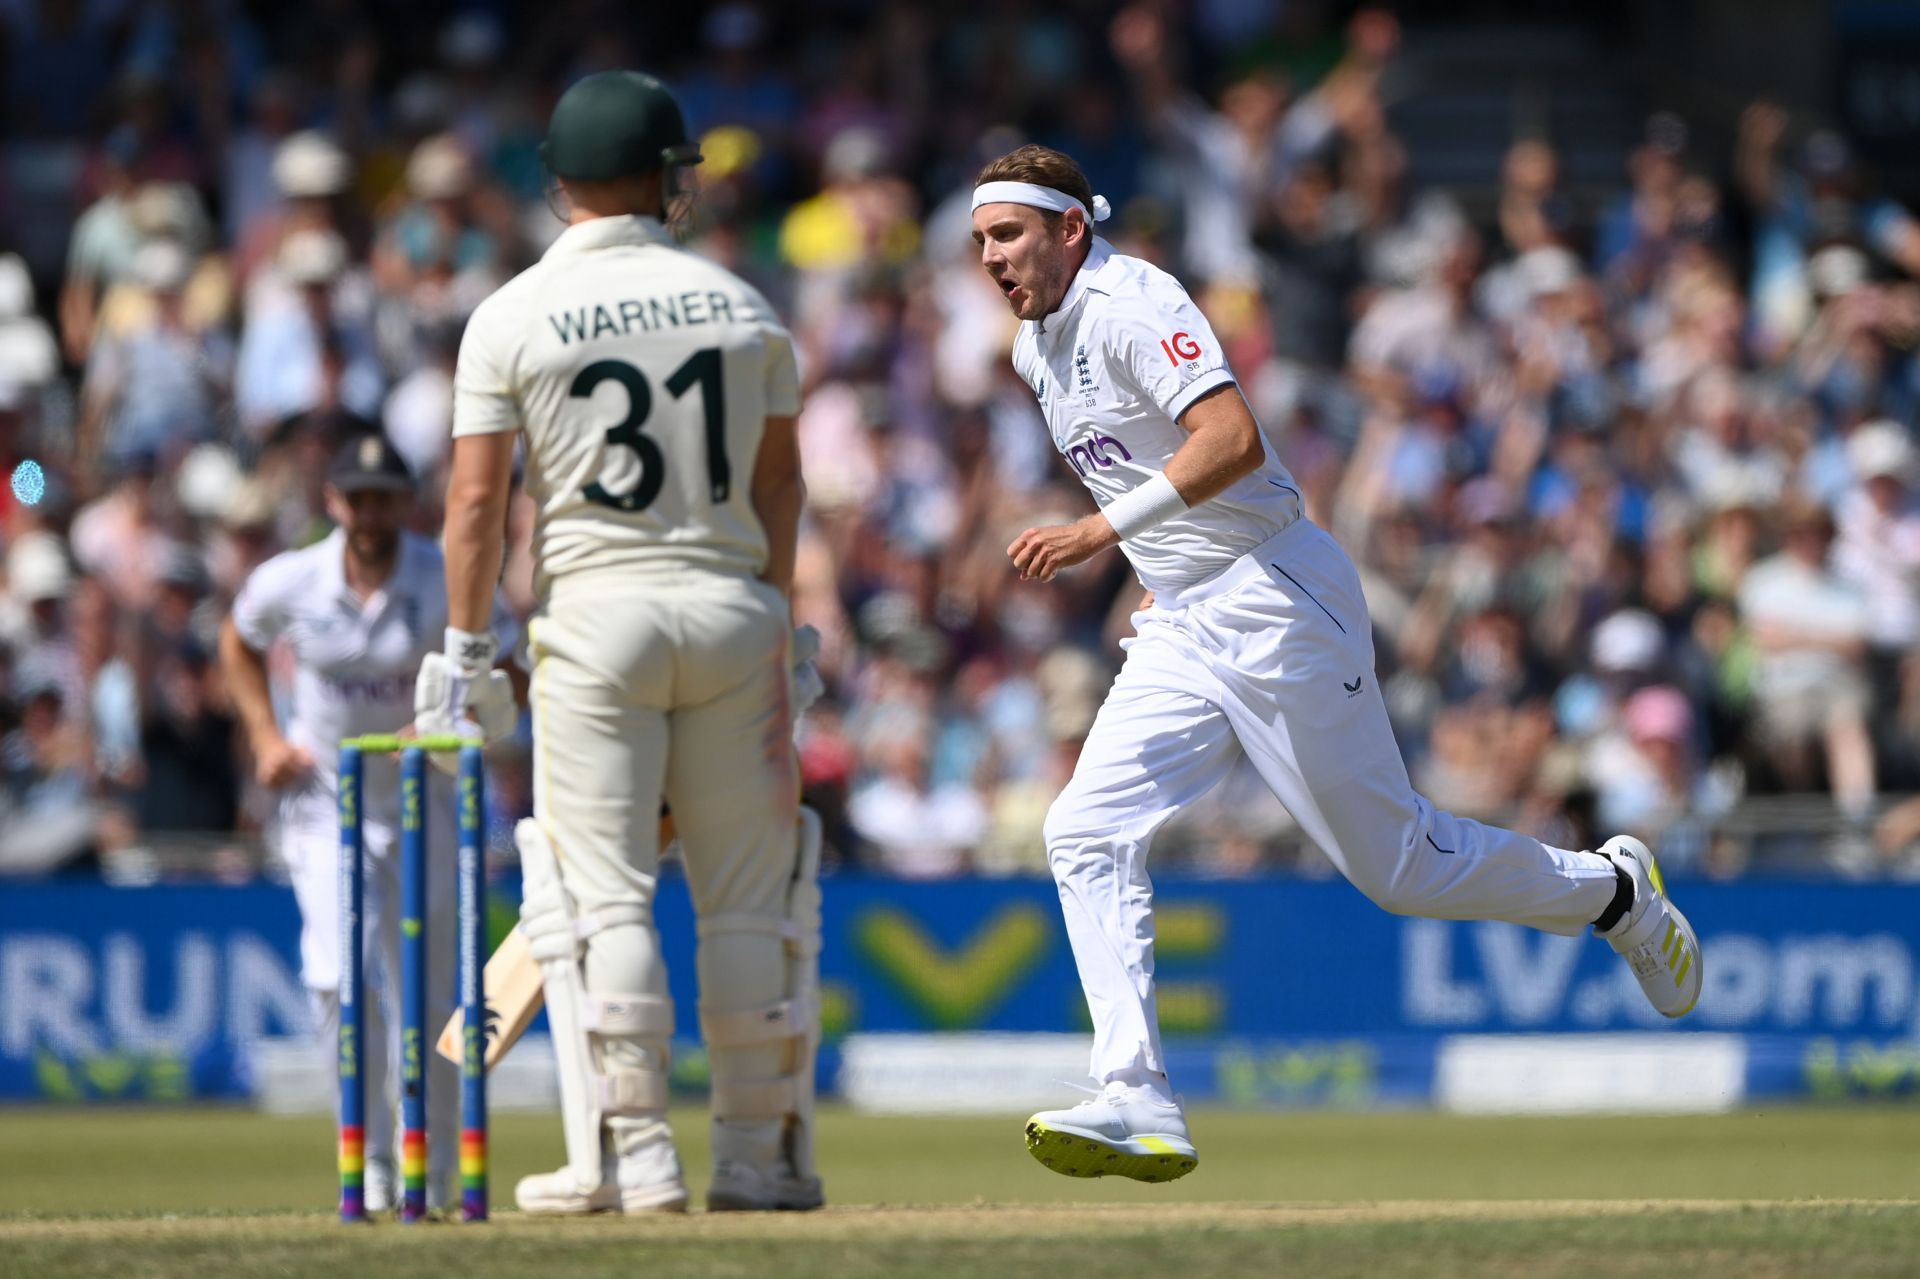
[457, 745, 489, 1222]
[400, 1129, 427, 1221]
[338, 1124, 365, 1222]
[338, 746, 368, 1224]
[461, 1128, 488, 1219]
[338, 736, 489, 1224]
[399, 750, 428, 1222]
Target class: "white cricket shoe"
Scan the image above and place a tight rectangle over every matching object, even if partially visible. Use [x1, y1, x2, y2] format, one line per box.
[707, 1119, 823, 1212]
[1024, 1081, 1199, 1183]
[514, 1142, 688, 1215]
[1599, 835, 1703, 1018]
[363, 1156, 396, 1214]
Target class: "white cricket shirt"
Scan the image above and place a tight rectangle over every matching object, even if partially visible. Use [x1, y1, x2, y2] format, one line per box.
[232, 528, 518, 824]
[451, 215, 801, 590]
[1012, 238, 1302, 594]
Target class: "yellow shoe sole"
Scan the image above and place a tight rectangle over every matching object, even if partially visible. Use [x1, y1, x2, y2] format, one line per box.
[1024, 1121, 1199, 1183]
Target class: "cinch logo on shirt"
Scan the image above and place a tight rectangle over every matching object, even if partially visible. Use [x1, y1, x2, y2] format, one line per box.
[323, 673, 415, 703]
[1066, 432, 1133, 477]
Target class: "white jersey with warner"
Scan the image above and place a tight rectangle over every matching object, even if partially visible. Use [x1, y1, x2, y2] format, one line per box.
[451, 214, 800, 588]
[1013, 237, 1302, 595]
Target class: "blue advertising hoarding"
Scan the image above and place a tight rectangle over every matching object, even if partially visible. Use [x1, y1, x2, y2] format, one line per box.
[2, 875, 1917, 1103]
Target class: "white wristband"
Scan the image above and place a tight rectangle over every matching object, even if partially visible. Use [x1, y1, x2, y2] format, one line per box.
[1100, 472, 1188, 541]
[445, 626, 498, 677]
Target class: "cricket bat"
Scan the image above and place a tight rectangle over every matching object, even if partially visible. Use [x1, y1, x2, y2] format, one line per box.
[435, 924, 543, 1070]
[436, 813, 677, 1071]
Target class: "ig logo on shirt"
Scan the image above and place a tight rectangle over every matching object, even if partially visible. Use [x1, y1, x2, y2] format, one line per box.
[1160, 331, 1204, 373]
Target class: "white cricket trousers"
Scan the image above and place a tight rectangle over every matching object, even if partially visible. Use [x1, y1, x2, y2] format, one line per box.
[1047, 518, 1618, 1082]
[528, 567, 800, 1110]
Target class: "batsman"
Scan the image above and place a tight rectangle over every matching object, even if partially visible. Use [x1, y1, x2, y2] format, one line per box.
[420, 70, 820, 1214]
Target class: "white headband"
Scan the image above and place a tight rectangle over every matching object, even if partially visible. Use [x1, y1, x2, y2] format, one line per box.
[972, 180, 1112, 224]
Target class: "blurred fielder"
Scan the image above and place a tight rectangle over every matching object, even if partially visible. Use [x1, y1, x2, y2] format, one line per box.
[219, 433, 518, 1215]
[422, 70, 819, 1214]
[971, 145, 1702, 1183]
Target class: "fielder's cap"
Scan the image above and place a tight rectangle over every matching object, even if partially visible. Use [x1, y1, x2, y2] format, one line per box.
[327, 434, 414, 494]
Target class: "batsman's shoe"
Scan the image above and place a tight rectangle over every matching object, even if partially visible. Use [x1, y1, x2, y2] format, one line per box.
[1024, 1081, 1198, 1183]
[707, 1161, 825, 1212]
[707, 1119, 824, 1212]
[514, 1143, 688, 1215]
[1599, 835, 1702, 1018]
[363, 1156, 396, 1215]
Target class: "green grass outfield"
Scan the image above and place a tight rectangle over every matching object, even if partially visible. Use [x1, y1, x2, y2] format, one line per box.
[3, 1105, 1919, 1277]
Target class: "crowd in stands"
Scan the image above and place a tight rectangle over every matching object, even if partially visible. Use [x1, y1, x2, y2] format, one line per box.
[2, 2, 1919, 880]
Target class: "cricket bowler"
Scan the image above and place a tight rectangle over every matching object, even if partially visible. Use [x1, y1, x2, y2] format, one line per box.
[421, 70, 819, 1214]
[970, 145, 1703, 1183]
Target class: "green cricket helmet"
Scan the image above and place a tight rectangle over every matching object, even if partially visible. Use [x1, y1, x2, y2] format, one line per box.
[540, 70, 702, 180]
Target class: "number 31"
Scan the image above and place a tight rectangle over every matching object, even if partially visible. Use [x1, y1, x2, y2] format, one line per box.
[572, 348, 729, 512]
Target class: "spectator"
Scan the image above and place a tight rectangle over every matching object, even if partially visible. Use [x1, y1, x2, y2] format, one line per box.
[132, 643, 238, 835]
[2, 533, 83, 712]
[1110, 4, 1291, 285]
[0, 254, 60, 410]
[234, 228, 383, 436]
[848, 738, 986, 878]
[371, 133, 509, 365]
[69, 457, 185, 614]
[1737, 101, 1920, 354]
[1251, 159, 1364, 369]
[76, 241, 231, 472]
[1833, 422, 1920, 662]
[1596, 113, 1692, 274]
[1592, 685, 1732, 873]
[237, 130, 356, 291]
[1738, 500, 1876, 817]
[0, 670, 99, 876]
[58, 133, 144, 364]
